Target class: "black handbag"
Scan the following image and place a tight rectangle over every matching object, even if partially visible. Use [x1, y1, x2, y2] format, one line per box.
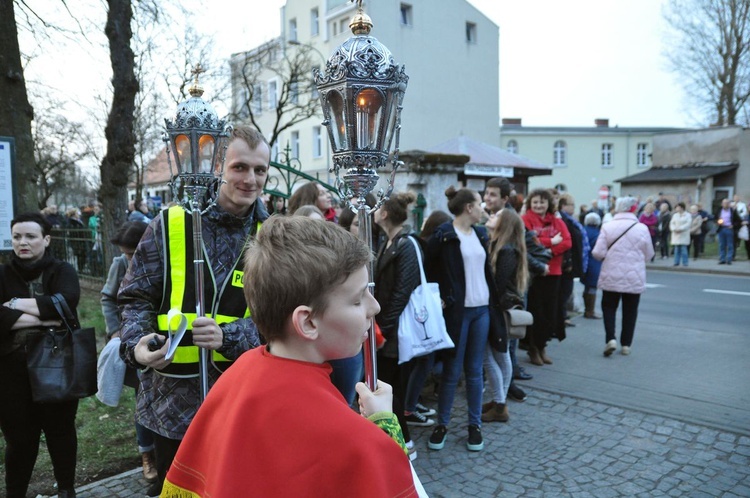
[25, 293, 98, 403]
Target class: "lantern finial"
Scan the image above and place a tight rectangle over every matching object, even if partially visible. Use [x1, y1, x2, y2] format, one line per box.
[349, 1, 373, 35]
[189, 63, 206, 98]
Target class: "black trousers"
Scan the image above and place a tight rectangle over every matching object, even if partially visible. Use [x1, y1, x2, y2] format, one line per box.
[0, 350, 78, 497]
[601, 291, 641, 347]
[152, 432, 183, 491]
[376, 354, 412, 442]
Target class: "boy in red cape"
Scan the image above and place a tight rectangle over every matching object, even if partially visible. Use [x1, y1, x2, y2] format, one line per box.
[162, 216, 419, 498]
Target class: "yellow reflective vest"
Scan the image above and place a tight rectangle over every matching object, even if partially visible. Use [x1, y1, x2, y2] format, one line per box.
[154, 206, 256, 377]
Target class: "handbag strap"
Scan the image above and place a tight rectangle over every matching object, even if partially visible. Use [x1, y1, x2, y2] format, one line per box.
[51, 293, 78, 331]
[405, 236, 427, 286]
[607, 222, 638, 251]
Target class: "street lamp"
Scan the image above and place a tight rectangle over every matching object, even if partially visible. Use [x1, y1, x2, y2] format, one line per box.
[314, 0, 408, 390]
[163, 64, 233, 402]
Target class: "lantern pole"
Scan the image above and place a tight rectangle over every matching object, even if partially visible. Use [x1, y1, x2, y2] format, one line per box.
[313, 1, 408, 391]
[163, 64, 232, 402]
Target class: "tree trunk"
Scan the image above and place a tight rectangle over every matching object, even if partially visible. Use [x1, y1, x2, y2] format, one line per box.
[100, 0, 139, 270]
[0, 0, 38, 212]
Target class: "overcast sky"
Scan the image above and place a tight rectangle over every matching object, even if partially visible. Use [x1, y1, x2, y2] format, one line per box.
[20, 0, 692, 130]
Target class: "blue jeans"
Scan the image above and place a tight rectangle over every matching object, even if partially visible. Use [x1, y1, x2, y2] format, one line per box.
[437, 306, 489, 427]
[483, 347, 511, 404]
[329, 352, 364, 406]
[718, 228, 734, 262]
[673, 245, 688, 266]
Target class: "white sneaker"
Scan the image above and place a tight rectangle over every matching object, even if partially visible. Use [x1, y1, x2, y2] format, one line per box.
[406, 440, 418, 461]
[603, 339, 617, 357]
[621, 346, 631, 355]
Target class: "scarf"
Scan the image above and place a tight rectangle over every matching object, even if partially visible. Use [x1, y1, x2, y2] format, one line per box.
[10, 252, 55, 283]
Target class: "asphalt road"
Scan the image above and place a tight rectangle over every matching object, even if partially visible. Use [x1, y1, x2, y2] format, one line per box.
[528, 270, 750, 436]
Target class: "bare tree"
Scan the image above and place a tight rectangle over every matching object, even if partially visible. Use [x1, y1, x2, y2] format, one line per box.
[664, 0, 750, 126]
[99, 0, 139, 269]
[0, 1, 37, 212]
[33, 111, 95, 209]
[230, 40, 323, 147]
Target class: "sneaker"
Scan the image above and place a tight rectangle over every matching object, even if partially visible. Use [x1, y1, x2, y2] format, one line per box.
[604, 339, 617, 357]
[405, 411, 435, 427]
[621, 346, 631, 355]
[513, 366, 533, 381]
[405, 440, 417, 461]
[428, 425, 448, 450]
[507, 383, 527, 402]
[415, 402, 436, 417]
[467, 424, 484, 451]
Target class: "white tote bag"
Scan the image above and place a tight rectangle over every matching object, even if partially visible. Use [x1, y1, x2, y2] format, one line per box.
[397, 237, 454, 364]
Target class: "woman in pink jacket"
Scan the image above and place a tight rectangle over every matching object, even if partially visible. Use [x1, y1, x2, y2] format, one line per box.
[592, 197, 655, 357]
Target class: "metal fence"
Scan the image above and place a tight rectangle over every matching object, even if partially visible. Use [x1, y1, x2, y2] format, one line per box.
[50, 227, 107, 286]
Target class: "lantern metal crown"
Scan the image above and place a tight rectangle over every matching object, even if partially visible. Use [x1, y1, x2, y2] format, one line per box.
[313, 1, 409, 205]
[163, 64, 233, 213]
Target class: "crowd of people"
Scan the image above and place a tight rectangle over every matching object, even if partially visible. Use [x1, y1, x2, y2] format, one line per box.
[3, 126, 749, 496]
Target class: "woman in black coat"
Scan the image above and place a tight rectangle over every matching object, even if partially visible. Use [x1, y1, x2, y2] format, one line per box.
[481, 209, 529, 423]
[0, 212, 81, 498]
[373, 191, 422, 458]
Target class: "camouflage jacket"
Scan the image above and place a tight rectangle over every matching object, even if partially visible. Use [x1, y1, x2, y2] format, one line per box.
[118, 201, 267, 439]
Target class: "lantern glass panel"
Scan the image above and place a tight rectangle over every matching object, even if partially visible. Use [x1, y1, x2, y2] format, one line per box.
[383, 91, 399, 154]
[175, 134, 191, 171]
[326, 91, 348, 151]
[198, 135, 215, 174]
[355, 88, 383, 150]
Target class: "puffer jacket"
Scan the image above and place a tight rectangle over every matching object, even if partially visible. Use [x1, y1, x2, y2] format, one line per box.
[669, 211, 691, 246]
[592, 212, 654, 294]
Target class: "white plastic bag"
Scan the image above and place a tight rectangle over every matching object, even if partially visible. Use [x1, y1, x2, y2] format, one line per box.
[738, 225, 749, 241]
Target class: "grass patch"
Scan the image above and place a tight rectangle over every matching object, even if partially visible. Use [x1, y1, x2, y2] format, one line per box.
[0, 288, 141, 496]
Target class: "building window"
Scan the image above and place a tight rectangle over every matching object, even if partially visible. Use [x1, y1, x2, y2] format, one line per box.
[637, 143, 648, 168]
[553, 140, 567, 167]
[507, 140, 518, 154]
[313, 126, 323, 158]
[400, 3, 413, 26]
[291, 131, 300, 159]
[601, 143, 613, 167]
[251, 84, 263, 114]
[290, 80, 299, 104]
[237, 88, 250, 118]
[289, 19, 297, 41]
[268, 80, 278, 110]
[311, 8, 319, 36]
[466, 22, 477, 43]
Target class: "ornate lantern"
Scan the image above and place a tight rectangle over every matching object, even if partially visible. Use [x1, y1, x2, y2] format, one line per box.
[314, 1, 408, 389]
[163, 65, 232, 401]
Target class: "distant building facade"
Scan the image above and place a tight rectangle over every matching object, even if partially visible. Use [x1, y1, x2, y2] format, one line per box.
[499, 118, 688, 209]
[618, 126, 750, 212]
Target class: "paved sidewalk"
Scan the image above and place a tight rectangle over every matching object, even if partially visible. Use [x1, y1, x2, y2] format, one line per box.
[44, 385, 750, 498]
[646, 254, 750, 277]
[42, 258, 748, 497]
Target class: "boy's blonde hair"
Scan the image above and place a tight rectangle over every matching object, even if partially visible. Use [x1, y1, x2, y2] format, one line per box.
[244, 215, 372, 342]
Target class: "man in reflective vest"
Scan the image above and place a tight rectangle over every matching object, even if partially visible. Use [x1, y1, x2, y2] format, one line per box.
[119, 125, 270, 497]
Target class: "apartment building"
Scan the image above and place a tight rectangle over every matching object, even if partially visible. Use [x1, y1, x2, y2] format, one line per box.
[230, 0, 499, 180]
